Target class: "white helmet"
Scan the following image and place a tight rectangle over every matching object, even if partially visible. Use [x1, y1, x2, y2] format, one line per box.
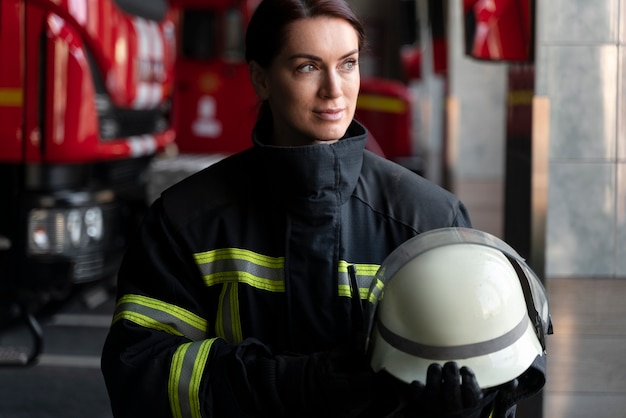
[367, 227, 552, 389]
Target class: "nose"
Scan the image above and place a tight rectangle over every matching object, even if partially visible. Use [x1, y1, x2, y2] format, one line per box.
[319, 69, 342, 99]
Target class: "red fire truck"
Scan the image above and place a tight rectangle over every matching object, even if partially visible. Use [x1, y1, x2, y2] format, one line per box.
[148, 0, 415, 201]
[0, 0, 176, 364]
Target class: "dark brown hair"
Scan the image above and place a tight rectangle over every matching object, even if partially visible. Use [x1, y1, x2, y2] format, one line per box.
[245, 0, 366, 120]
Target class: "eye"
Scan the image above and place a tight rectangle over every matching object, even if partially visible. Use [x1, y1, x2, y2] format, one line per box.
[298, 63, 317, 73]
[342, 59, 358, 71]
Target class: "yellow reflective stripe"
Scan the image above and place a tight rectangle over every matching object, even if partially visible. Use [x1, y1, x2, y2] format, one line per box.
[113, 294, 207, 340]
[215, 282, 243, 343]
[338, 261, 380, 276]
[367, 277, 385, 304]
[114, 310, 185, 337]
[338, 284, 351, 298]
[194, 248, 285, 292]
[215, 285, 227, 339]
[169, 339, 215, 418]
[203, 271, 285, 292]
[337, 261, 380, 298]
[338, 285, 371, 299]
[357, 94, 407, 114]
[194, 248, 284, 267]
[169, 343, 187, 418]
[0, 88, 23, 106]
[229, 282, 242, 341]
[189, 340, 212, 418]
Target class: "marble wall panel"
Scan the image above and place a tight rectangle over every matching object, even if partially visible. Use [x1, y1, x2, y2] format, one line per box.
[618, 46, 626, 161]
[545, 162, 616, 277]
[545, 45, 617, 161]
[621, 0, 626, 44]
[617, 163, 626, 276]
[539, 0, 619, 44]
[448, 0, 508, 180]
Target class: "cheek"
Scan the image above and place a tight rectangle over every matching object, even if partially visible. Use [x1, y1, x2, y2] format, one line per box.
[345, 76, 360, 100]
[271, 79, 311, 107]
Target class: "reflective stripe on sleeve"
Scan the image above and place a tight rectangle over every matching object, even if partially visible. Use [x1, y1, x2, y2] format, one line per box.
[113, 294, 207, 341]
[215, 282, 243, 343]
[337, 261, 380, 299]
[194, 248, 285, 292]
[169, 339, 215, 418]
[367, 277, 385, 305]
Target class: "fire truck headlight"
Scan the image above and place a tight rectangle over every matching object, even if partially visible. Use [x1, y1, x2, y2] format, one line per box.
[84, 208, 103, 241]
[28, 210, 55, 254]
[28, 206, 106, 255]
[33, 227, 50, 250]
[29, 210, 51, 252]
[67, 210, 83, 247]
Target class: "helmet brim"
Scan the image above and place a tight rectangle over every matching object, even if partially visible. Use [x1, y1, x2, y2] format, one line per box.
[369, 317, 544, 388]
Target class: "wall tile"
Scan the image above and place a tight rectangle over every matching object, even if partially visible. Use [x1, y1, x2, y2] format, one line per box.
[621, 0, 626, 44]
[546, 45, 617, 160]
[618, 46, 626, 160]
[546, 163, 616, 277]
[617, 163, 626, 276]
[539, 0, 619, 44]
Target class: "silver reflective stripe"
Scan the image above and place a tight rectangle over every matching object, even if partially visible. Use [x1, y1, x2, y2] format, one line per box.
[337, 261, 380, 298]
[377, 314, 530, 360]
[169, 339, 214, 418]
[194, 248, 285, 292]
[216, 282, 242, 343]
[367, 277, 384, 304]
[113, 294, 207, 341]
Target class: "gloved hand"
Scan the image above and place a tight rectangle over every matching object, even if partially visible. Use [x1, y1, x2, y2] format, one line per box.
[402, 362, 494, 418]
[259, 345, 377, 417]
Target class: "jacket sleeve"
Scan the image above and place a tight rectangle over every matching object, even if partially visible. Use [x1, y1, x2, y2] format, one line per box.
[451, 199, 472, 228]
[100, 199, 279, 418]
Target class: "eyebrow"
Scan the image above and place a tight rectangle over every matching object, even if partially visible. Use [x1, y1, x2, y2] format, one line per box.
[288, 49, 359, 61]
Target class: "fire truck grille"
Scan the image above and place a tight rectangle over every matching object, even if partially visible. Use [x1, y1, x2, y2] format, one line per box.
[72, 254, 105, 282]
[107, 107, 169, 139]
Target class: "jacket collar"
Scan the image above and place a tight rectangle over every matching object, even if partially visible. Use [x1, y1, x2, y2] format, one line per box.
[252, 119, 368, 207]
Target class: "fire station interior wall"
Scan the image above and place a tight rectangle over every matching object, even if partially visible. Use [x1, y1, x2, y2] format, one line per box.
[446, 0, 508, 239]
[448, 0, 626, 279]
[534, 0, 626, 279]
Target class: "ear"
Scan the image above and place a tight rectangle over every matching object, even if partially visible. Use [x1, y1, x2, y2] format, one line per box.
[249, 61, 270, 101]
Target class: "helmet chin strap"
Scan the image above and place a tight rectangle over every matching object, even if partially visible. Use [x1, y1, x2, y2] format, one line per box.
[505, 254, 553, 351]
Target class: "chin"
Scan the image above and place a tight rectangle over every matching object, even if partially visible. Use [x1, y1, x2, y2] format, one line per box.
[317, 122, 351, 142]
[313, 137, 341, 145]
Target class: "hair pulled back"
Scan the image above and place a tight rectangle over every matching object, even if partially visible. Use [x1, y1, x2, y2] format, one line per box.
[245, 0, 366, 68]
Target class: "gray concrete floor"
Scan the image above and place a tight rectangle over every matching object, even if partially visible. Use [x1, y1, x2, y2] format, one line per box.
[543, 277, 626, 418]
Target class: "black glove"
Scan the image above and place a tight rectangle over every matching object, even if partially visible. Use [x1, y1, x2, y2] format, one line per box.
[403, 362, 495, 418]
[258, 345, 377, 417]
[491, 355, 547, 416]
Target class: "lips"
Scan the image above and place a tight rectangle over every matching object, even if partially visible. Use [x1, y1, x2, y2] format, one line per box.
[315, 108, 344, 121]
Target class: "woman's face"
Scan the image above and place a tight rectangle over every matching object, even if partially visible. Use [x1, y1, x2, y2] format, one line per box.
[250, 17, 360, 146]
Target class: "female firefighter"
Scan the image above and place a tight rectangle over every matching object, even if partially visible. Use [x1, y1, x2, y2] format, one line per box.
[99, 0, 499, 416]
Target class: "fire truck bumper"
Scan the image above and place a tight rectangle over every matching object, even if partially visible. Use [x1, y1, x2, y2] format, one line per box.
[23, 189, 127, 285]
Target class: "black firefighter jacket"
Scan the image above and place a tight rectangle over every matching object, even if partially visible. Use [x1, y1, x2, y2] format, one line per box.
[101, 120, 472, 417]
